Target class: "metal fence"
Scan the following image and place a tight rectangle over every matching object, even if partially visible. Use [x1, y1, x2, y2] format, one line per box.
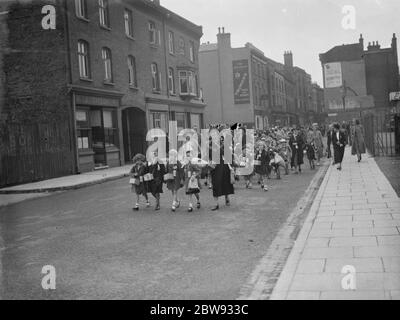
[363, 110, 400, 157]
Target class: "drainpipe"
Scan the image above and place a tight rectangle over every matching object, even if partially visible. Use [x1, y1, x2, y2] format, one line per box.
[63, 0, 80, 174]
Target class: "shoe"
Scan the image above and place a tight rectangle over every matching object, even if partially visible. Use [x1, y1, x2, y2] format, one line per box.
[155, 204, 160, 211]
[197, 202, 201, 209]
[248, 183, 252, 189]
[146, 202, 150, 208]
[208, 185, 212, 189]
[133, 204, 139, 211]
[264, 186, 269, 192]
[211, 205, 219, 211]
[176, 201, 181, 208]
[171, 202, 176, 212]
[188, 206, 193, 212]
[225, 199, 230, 206]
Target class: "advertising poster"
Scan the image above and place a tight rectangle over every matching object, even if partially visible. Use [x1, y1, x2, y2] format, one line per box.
[233, 60, 251, 104]
[324, 62, 343, 88]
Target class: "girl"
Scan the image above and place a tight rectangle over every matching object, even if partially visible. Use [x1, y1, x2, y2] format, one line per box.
[182, 150, 201, 212]
[165, 149, 184, 212]
[147, 151, 166, 211]
[254, 143, 269, 191]
[130, 154, 150, 211]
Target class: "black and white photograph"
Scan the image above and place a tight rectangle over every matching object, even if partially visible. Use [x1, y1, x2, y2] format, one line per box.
[0, 0, 400, 305]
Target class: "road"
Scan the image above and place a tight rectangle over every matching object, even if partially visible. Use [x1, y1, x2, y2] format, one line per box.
[0, 166, 323, 300]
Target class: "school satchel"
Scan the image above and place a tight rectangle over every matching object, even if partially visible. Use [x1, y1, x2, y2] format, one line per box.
[188, 176, 199, 189]
[129, 178, 140, 185]
[163, 173, 174, 181]
[143, 173, 154, 181]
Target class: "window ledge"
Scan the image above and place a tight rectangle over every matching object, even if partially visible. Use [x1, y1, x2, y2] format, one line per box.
[126, 34, 135, 41]
[150, 44, 159, 49]
[169, 52, 175, 57]
[103, 81, 115, 86]
[100, 24, 112, 31]
[169, 92, 177, 96]
[129, 85, 139, 91]
[76, 16, 90, 23]
[80, 77, 93, 82]
[152, 90, 161, 94]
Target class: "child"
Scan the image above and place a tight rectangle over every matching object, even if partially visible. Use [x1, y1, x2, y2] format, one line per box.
[147, 151, 166, 211]
[165, 149, 184, 212]
[182, 150, 201, 212]
[269, 149, 286, 180]
[278, 139, 291, 175]
[305, 141, 316, 170]
[130, 154, 150, 211]
[254, 143, 269, 191]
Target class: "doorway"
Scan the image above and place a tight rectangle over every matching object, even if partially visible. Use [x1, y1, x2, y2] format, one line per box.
[122, 107, 147, 163]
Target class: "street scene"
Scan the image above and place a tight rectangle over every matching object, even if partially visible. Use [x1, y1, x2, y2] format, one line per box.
[0, 0, 400, 302]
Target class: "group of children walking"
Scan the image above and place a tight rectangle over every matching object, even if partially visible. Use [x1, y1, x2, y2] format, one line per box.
[129, 150, 202, 212]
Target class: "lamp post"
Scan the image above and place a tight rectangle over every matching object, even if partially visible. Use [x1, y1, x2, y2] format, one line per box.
[341, 80, 361, 118]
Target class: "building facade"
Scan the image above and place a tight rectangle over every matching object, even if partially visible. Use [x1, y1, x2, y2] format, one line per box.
[199, 30, 317, 130]
[0, 0, 205, 187]
[319, 34, 399, 122]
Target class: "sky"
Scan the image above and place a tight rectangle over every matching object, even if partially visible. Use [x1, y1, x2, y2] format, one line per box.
[162, 0, 400, 86]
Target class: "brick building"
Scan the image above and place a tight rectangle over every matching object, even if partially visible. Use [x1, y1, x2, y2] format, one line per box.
[0, 0, 205, 186]
[319, 34, 399, 122]
[199, 29, 317, 130]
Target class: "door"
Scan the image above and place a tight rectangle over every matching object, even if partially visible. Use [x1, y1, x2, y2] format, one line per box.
[122, 108, 147, 162]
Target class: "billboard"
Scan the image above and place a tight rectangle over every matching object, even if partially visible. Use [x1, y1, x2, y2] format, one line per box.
[233, 60, 250, 104]
[324, 62, 343, 88]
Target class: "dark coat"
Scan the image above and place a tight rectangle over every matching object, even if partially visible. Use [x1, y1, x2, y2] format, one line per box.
[148, 161, 166, 195]
[254, 149, 270, 176]
[332, 130, 347, 164]
[130, 163, 148, 196]
[327, 129, 334, 146]
[210, 151, 234, 198]
[289, 134, 305, 166]
[351, 125, 366, 155]
[166, 162, 184, 192]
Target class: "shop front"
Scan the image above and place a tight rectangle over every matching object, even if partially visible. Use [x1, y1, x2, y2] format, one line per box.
[71, 86, 123, 172]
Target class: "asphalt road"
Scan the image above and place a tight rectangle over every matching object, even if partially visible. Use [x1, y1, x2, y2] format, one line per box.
[0, 166, 321, 300]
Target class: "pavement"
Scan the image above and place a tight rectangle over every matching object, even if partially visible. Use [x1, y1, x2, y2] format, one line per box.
[270, 147, 400, 300]
[0, 160, 323, 299]
[0, 165, 132, 207]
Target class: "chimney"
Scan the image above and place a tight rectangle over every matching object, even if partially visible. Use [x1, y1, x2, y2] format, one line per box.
[217, 27, 231, 49]
[359, 34, 364, 50]
[284, 51, 293, 68]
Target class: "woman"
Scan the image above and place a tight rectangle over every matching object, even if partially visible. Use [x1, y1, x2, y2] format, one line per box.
[254, 143, 269, 191]
[210, 136, 234, 211]
[332, 123, 347, 170]
[289, 128, 305, 174]
[351, 119, 366, 163]
[312, 123, 324, 166]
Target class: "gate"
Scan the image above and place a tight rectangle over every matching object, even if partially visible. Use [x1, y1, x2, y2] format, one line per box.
[363, 110, 400, 157]
[0, 122, 75, 187]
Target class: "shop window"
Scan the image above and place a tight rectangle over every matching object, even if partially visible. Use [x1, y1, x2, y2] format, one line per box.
[150, 112, 168, 133]
[175, 112, 186, 132]
[76, 110, 92, 150]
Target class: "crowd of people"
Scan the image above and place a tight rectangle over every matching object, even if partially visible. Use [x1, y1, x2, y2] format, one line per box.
[129, 119, 366, 212]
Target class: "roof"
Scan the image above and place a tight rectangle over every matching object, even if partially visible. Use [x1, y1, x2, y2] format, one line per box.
[319, 43, 363, 63]
[199, 43, 218, 52]
[131, 0, 203, 37]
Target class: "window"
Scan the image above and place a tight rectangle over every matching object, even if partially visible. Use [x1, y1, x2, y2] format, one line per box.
[168, 31, 175, 54]
[168, 67, 175, 94]
[75, 0, 87, 19]
[128, 55, 137, 87]
[76, 109, 91, 150]
[175, 112, 186, 132]
[78, 40, 90, 79]
[102, 47, 113, 82]
[179, 37, 185, 55]
[149, 21, 156, 44]
[190, 113, 201, 130]
[99, 0, 110, 28]
[189, 41, 195, 62]
[124, 9, 133, 37]
[103, 110, 118, 147]
[179, 71, 197, 96]
[151, 63, 161, 92]
[150, 112, 168, 132]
